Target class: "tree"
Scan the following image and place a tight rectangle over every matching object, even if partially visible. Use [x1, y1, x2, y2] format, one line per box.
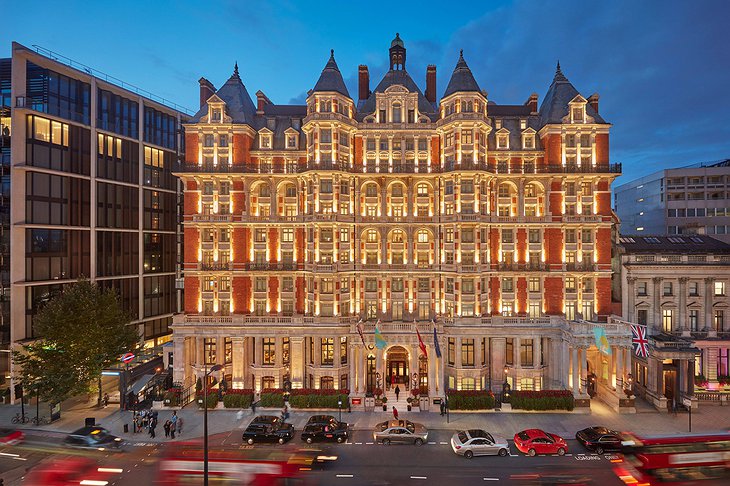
[13, 279, 139, 406]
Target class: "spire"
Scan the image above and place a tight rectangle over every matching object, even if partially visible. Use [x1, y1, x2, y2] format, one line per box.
[312, 49, 350, 97]
[232, 61, 240, 80]
[443, 49, 481, 98]
[553, 60, 568, 83]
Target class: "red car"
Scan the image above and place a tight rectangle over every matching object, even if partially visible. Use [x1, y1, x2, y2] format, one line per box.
[0, 428, 24, 446]
[513, 429, 568, 456]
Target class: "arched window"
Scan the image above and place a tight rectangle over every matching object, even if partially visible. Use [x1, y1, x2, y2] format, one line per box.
[524, 183, 536, 198]
[392, 230, 404, 243]
[417, 230, 429, 243]
[365, 183, 378, 197]
[392, 103, 402, 123]
[417, 183, 429, 196]
[392, 184, 403, 197]
[367, 229, 378, 243]
[259, 184, 271, 197]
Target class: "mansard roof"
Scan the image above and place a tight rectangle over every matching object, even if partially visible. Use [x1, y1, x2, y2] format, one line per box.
[190, 63, 257, 125]
[443, 50, 481, 98]
[538, 62, 606, 125]
[357, 69, 437, 120]
[312, 50, 350, 98]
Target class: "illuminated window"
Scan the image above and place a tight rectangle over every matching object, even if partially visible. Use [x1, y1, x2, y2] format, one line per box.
[392, 230, 404, 243]
[714, 281, 726, 296]
[461, 339, 475, 367]
[366, 229, 378, 243]
[417, 183, 429, 196]
[282, 228, 294, 242]
[662, 309, 673, 333]
[417, 230, 429, 243]
[321, 338, 334, 365]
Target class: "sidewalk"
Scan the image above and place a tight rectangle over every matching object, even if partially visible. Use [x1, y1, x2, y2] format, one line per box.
[2, 397, 729, 444]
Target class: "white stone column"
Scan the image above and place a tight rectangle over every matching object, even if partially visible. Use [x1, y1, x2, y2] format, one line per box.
[429, 348, 438, 395]
[572, 346, 579, 396]
[616, 346, 624, 390]
[580, 347, 588, 395]
[290, 336, 304, 389]
[173, 335, 185, 383]
[232, 337, 245, 387]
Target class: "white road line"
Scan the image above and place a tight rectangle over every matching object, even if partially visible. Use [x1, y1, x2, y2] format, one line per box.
[483, 479, 499, 482]
[336, 474, 354, 478]
[366, 442, 374, 444]
[565, 453, 573, 456]
[428, 441, 436, 444]
[410, 476, 427, 480]
[355, 442, 363, 444]
[439, 441, 448, 444]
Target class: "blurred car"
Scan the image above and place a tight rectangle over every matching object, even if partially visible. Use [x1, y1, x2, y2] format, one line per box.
[242, 421, 294, 445]
[450, 429, 509, 458]
[23, 457, 121, 486]
[575, 426, 623, 454]
[287, 446, 339, 470]
[63, 426, 122, 451]
[0, 428, 24, 446]
[300, 423, 349, 444]
[513, 429, 567, 456]
[373, 420, 428, 446]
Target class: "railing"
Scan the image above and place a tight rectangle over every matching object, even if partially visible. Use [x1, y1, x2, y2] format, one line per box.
[199, 262, 232, 271]
[192, 214, 232, 222]
[244, 263, 301, 271]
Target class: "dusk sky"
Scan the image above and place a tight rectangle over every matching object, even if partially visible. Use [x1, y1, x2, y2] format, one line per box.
[3, 0, 729, 184]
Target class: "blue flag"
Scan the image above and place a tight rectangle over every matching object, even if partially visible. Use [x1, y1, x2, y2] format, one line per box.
[433, 325, 442, 358]
[593, 326, 611, 355]
[374, 321, 387, 349]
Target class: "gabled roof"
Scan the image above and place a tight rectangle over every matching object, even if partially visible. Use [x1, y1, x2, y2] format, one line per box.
[312, 50, 350, 98]
[357, 69, 437, 120]
[538, 62, 606, 125]
[443, 50, 481, 98]
[189, 63, 257, 125]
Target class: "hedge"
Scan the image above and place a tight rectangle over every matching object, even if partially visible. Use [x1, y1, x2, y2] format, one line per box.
[196, 392, 219, 409]
[164, 388, 183, 406]
[446, 390, 495, 410]
[222, 389, 254, 408]
[260, 391, 285, 408]
[289, 392, 349, 409]
[510, 390, 574, 411]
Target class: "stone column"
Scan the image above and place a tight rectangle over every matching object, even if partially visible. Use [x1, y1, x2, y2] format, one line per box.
[704, 278, 714, 332]
[254, 337, 262, 367]
[491, 337, 506, 387]
[679, 277, 689, 335]
[572, 346, 579, 396]
[580, 347, 588, 395]
[290, 336, 304, 389]
[429, 347, 438, 395]
[232, 337, 245, 387]
[455, 338, 463, 370]
[534, 337, 542, 369]
[627, 277, 636, 322]
[173, 335, 185, 383]
[616, 346, 624, 390]
[652, 277, 662, 332]
[514, 337, 521, 368]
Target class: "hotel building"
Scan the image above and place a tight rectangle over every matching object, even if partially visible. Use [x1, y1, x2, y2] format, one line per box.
[173, 35, 628, 408]
[4, 42, 187, 399]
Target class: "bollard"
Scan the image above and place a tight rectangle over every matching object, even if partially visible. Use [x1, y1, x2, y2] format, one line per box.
[124, 423, 129, 433]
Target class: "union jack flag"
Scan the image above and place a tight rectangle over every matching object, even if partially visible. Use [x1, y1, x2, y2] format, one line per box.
[631, 324, 649, 358]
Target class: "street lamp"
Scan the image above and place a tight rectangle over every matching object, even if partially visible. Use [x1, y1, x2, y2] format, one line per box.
[338, 398, 342, 423]
[203, 362, 223, 486]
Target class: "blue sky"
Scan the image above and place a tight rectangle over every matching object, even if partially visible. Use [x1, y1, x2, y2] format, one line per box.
[3, 0, 729, 183]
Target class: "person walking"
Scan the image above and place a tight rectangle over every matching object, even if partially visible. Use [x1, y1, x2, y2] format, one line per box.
[149, 417, 157, 439]
[176, 416, 184, 435]
[392, 406, 398, 420]
[440, 400, 445, 416]
[170, 419, 176, 439]
[163, 420, 171, 438]
[170, 411, 178, 436]
[102, 393, 109, 408]
[395, 385, 401, 402]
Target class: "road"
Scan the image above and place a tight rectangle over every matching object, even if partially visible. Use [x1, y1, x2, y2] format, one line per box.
[1, 428, 623, 485]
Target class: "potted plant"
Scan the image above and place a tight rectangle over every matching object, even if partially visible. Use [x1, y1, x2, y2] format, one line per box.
[374, 387, 383, 406]
[406, 397, 413, 411]
[381, 395, 388, 411]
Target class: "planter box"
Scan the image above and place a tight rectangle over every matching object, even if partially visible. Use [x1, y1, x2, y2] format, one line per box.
[152, 400, 164, 410]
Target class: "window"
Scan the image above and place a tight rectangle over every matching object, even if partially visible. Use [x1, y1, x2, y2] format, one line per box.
[462, 279, 474, 294]
[565, 277, 577, 292]
[365, 278, 377, 292]
[521, 340, 534, 367]
[637, 309, 648, 325]
[445, 228, 454, 243]
[461, 339, 475, 367]
[254, 228, 267, 242]
[689, 310, 699, 331]
[461, 179, 474, 193]
[715, 310, 725, 331]
[282, 228, 294, 243]
[320, 376, 334, 390]
[572, 107, 584, 122]
[662, 309, 673, 333]
[506, 338, 514, 365]
[581, 229, 593, 243]
[528, 277, 541, 292]
[501, 229, 513, 243]
[528, 229, 541, 243]
[448, 338, 455, 365]
[263, 338, 276, 365]
[321, 338, 334, 365]
[417, 230, 429, 243]
[418, 278, 430, 292]
[637, 281, 647, 296]
[663, 281, 673, 296]
[461, 228, 474, 243]
[365, 184, 378, 197]
[502, 277, 514, 292]
[715, 281, 726, 296]
[565, 229, 577, 244]
[366, 229, 378, 243]
[417, 183, 429, 196]
[341, 337, 348, 365]
[255, 277, 267, 292]
[689, 281, 699, 296]
[320, 179, 333, 193]
[204, 338, 216, 364]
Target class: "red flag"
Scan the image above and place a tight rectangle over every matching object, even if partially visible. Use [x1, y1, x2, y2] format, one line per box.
[356, 319, 367, 347]
[415, 324, 428, 357]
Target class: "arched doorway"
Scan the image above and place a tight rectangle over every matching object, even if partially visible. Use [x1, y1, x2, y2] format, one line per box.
[386, 346, 409, 390]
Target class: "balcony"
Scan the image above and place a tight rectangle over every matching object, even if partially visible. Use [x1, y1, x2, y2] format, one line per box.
[199, 262, 232, 271]
[565, 262, 596, 272]
[192, 214, 233, 223]
[245, 262, 301, 271]
[563, 215, 602, 223]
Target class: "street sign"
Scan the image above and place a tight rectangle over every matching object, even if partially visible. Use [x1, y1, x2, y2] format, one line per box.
[121, 353, 135, 364]
[682, 398, 692, 408]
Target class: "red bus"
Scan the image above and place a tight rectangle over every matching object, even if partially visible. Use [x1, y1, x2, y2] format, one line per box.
[154, 444, 314, 485]
[614, 432, 730, 485]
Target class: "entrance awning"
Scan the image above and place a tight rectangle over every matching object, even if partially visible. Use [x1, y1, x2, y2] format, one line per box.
[131, 374, 155, 396]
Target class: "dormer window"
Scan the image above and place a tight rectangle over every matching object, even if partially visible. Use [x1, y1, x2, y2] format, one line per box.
[495, 119, 502, 129]
[211, 109, 221, 122]
[261, 135, 271, 148]
[497, 133, 509, 150]
[392, 103, 402, 123]
[287, 135, 297, 149]
[571, 106, 584, 123]
[520, 119, 527, 130]
[523, 134, 535, 149]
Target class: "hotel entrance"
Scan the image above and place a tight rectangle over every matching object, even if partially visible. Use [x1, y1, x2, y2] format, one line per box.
[386, 346, 409, 390]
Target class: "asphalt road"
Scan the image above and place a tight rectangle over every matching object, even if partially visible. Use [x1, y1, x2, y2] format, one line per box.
[1, 428, 624, 485]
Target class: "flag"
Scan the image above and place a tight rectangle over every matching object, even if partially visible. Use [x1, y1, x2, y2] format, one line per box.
[374, 319, 386, 349]
[415, 320, 428, 357]
[593, 326, 611, 355]
[631, 323, 649, 358]
[432, 320, 442, 358]
[356, 318, 367, 347]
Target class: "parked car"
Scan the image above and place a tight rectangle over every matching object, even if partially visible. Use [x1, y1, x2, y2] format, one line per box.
[0, 428, 25, 446]
[513, 429, 567, 456]
[242, 421, 294, 445]
[251, 415, 282, 426]
[450, 429, 509, 458]
[300, 423, 349, 444]
[63, 426, 122, 452]
[306, 415, 348, 430]
[575, 426, 623, 454]
[373, 420, 428, 446]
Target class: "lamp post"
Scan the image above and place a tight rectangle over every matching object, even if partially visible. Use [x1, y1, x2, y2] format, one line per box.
[338, 399, 342, 423]
[203, 362, 223, 486]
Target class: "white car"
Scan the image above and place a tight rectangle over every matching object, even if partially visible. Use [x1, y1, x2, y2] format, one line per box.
[451, 429, 509, 458]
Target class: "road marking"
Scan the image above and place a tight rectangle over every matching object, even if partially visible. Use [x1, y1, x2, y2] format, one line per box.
[336, 474, 354, 478]
[483, 479, 499, 482]
[355, 442, 363, 444]
[428, 441, 436, 444]
[565, 454, 572, 456]
[366, 442, 373, 445]
[439, 441, 448, 445]
[410, 476, 427, 480]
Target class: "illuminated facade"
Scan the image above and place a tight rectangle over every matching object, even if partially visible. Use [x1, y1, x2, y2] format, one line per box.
[173, 35, 626, 407]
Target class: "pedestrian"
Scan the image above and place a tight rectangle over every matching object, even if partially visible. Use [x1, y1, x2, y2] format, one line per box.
[149, 417, 157, 439]
[170, 411, 178, 431]
[395, 385, 400, 402]
[440, 400, 445, 416]
[392, 406, 398, 420]
[391, 372, 396, 388]
[163, 420, 171, 438]
[102, 393, 109, 408]
[177, 416, 184, 435]
[170, 420, 176, 439]
[251, 398, 257, 415]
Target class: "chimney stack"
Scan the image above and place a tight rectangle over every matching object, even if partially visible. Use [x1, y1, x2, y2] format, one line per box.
[256, 90, 271, 115]
[588, 93, 599, 113]
[525, 93, 539, 113]
[358, 65, 370, 101]
[425, 65, 437, 103]
[198, 77, 216, 109]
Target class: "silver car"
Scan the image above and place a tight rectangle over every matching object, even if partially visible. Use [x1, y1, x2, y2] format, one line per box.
[373, 420, 428, 446]
[451, 429, 510, 458]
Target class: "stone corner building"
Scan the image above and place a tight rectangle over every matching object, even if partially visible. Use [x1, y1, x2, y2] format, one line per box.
[173, 35, 628, 410]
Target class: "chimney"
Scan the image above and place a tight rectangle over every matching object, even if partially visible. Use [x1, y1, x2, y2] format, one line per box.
[358, 65, 370, 100]
[588, 93, 600, 113]
[198, 77, 216, 108]
[525, 93, 539, 113]
[256, 90, 271, 115]
[425, 65, 437, 103]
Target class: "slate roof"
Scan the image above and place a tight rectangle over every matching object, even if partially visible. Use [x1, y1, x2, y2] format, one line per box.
[312, 50, 350, 98]
[189, 64, 257, 125]
[538, 62, 606, 126]
[357, 69, 437, 120]
[618, 235, 730, 254]
[251, 114, 306, 150]
[443, 50, 481, 98]
[486, 113, 543, 151]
